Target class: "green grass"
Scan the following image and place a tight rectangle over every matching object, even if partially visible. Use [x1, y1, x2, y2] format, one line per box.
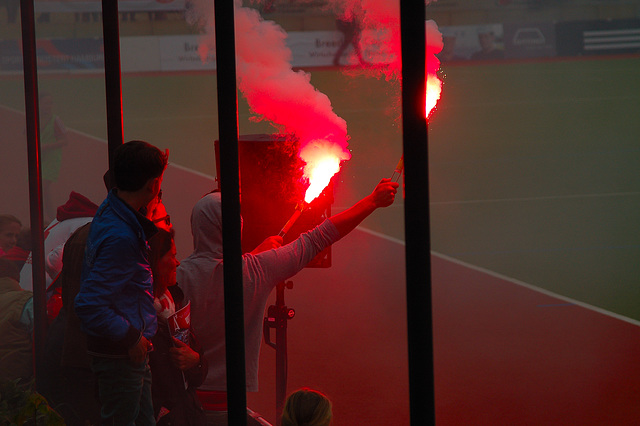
[429, 57, 640, 319]
[1, 56, 639, 319]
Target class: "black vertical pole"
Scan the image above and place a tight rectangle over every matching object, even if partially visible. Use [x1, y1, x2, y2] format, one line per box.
[400, 1, 435, 425]
[274, 283, 287, 425]
[101, 0, 124, 168]
[20, 0, 48, 390]
[214, 1, 248, 425]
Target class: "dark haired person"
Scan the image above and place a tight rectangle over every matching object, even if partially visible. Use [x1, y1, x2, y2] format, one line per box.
[148, 229, 208, 426]
[0, 214, 21, 257]
[75, 140, 168, 425]
[281, 388, 332, 426]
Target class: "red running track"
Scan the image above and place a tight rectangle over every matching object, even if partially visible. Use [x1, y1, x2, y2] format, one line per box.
[4, 105, 640, 424]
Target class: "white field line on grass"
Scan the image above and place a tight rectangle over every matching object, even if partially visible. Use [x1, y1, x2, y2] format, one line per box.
[356, 225, 640, 328]
[430, 191, 640, 206]
[448, 94, 638, 109]
[433, 251, 640, 327]
[334, 191, 637, 217]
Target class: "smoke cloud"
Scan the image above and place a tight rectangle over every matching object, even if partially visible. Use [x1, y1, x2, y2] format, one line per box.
[327, 0, 443, 116]
[186, 0, 351, 197]
[185, 0, 442, 197]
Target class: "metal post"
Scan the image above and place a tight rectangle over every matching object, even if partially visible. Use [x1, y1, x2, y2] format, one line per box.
[101, 0, 124, 167]
[20, 0, 48, 390]
[274, 282, 289, 425]
[400, 0, 435, 425]
[214, 0, 248, 424]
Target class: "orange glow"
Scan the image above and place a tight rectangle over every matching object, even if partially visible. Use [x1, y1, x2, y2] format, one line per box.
[303, 154, 341, 203]
[425, 74, 442, 118]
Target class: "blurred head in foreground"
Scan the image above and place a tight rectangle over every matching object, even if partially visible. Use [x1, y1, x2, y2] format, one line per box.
[281, 388, 332, 426]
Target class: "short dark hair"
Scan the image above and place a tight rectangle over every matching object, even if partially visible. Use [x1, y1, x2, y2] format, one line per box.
[281, 388, 332, 426]
[113, 140, 168, 191]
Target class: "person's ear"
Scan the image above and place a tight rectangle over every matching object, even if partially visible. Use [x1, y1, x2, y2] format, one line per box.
[147, 177, 161, 198]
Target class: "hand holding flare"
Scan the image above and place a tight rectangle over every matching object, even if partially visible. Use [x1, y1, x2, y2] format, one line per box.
[278, 202, 306, 237]
[391, 156, 404, 183]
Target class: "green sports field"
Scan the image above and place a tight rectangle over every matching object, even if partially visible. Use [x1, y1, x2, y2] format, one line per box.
[2, 56, 639, 321]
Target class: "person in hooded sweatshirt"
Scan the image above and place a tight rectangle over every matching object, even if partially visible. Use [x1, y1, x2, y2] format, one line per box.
[19, 191, 99, 293]
[177, 178, 398, 425]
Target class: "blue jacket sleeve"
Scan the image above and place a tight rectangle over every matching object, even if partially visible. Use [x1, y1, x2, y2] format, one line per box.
[74, 235, 140, 342]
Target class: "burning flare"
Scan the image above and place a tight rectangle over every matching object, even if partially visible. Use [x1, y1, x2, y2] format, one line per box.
[425, 20, 443, 118]
[300, 139, 347, 203]
[426, 74, 442, 118]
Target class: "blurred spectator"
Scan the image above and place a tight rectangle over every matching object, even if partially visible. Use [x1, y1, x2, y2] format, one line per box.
[19, 191, 98, 293]
[333, 2, 367, 67]
[38, 222, 101, 425]
[2, 228, 31, 271]
[0, 258, 34, 389]
[437, 33, 465, 63]
[0, 214, 21, 257]
[1, 0, 19, 24]
[39, 92, 69, 220]
[471, 27, 504, 60]
[281, 388, 332, 426]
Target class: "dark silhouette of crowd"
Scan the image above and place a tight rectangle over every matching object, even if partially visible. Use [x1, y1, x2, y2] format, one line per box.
[0, 139, 398, 425]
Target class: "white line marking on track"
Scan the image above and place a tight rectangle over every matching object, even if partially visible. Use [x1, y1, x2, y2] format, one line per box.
[433, 251, 640, 327]
[353, 228, 640, 327]
[430, 191, 640, 206]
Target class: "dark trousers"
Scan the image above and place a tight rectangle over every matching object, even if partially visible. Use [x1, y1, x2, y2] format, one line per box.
[92, 355, 155, 426]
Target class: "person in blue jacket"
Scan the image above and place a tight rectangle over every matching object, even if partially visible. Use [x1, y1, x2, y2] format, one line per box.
[75, 140, 168, 426]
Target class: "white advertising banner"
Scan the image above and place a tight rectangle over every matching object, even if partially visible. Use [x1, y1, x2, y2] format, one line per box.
[1, 31, 390, 75]
[288, 31, 343, 67]
[119, 35, 215, 73]
[120, 36, 161, 73]
[288, 29, 393, 67]
[157, 36, 216, 71]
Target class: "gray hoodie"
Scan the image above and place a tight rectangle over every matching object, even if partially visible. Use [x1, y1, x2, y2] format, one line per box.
[177, 191, 340, 391]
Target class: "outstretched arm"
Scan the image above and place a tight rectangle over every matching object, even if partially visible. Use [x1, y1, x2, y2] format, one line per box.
[250, 235, 283, 254]
[329, 178, 399, 237]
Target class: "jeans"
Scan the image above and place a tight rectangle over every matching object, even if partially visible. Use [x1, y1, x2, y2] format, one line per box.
[91, 356, 155, 426]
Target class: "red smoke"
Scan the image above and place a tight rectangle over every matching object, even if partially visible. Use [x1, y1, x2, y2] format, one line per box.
[186, 0, 442, 201]
[337, 0, 443, 117]
[187, 0, 350, 203]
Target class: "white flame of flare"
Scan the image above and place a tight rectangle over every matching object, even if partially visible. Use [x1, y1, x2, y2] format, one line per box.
[425, 20, 444, 118]
[300, 139, 349, 203]
[426, 74, 442, 118]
